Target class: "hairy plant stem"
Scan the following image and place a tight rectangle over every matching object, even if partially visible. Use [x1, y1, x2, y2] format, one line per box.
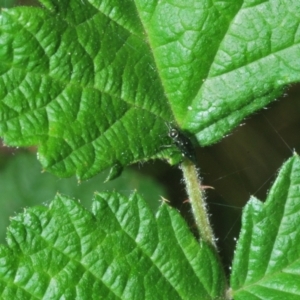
[181, 158, 217, 249]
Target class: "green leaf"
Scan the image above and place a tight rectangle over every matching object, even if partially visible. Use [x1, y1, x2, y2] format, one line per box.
[0, 3, 179, 179]
[230, 154, 300, 299]
[0, 192, 226, 299]
[1, 1, 300, 178]
[0, 151, 167, 243]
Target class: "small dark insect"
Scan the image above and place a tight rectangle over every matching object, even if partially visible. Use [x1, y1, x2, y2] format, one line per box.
[168, 126, 196, 163]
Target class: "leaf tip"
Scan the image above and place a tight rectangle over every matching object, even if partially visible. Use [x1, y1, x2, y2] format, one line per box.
[104, 163, 123, 182]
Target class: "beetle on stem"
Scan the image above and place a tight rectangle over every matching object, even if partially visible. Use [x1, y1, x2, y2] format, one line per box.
[167, 125, 197, 164]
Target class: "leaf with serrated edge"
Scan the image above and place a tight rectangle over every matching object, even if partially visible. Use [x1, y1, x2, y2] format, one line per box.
[0, 192, 226, 299]
[0, 3, 179, 179]
[1, 1, 300, 178]
[133, 0, 300, 144]
[0, 151, 167, 243]
[230, 154, 300, 299]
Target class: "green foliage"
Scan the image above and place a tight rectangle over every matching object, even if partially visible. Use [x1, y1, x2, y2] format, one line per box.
[1, 0, 300, 179]
[0, 151, 166, 243]
[1, 0, 300, 299]
[0, 1, 177, 180]
[0, 192, 226, 299]
[231, 155, 300, 299]
[2, 155, 300, 299]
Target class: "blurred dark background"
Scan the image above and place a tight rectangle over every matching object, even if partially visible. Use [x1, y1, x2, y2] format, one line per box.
[1, 0, 300, 276]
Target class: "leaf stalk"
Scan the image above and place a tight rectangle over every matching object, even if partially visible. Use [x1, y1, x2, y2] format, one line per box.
[181, 159, 217, 249]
